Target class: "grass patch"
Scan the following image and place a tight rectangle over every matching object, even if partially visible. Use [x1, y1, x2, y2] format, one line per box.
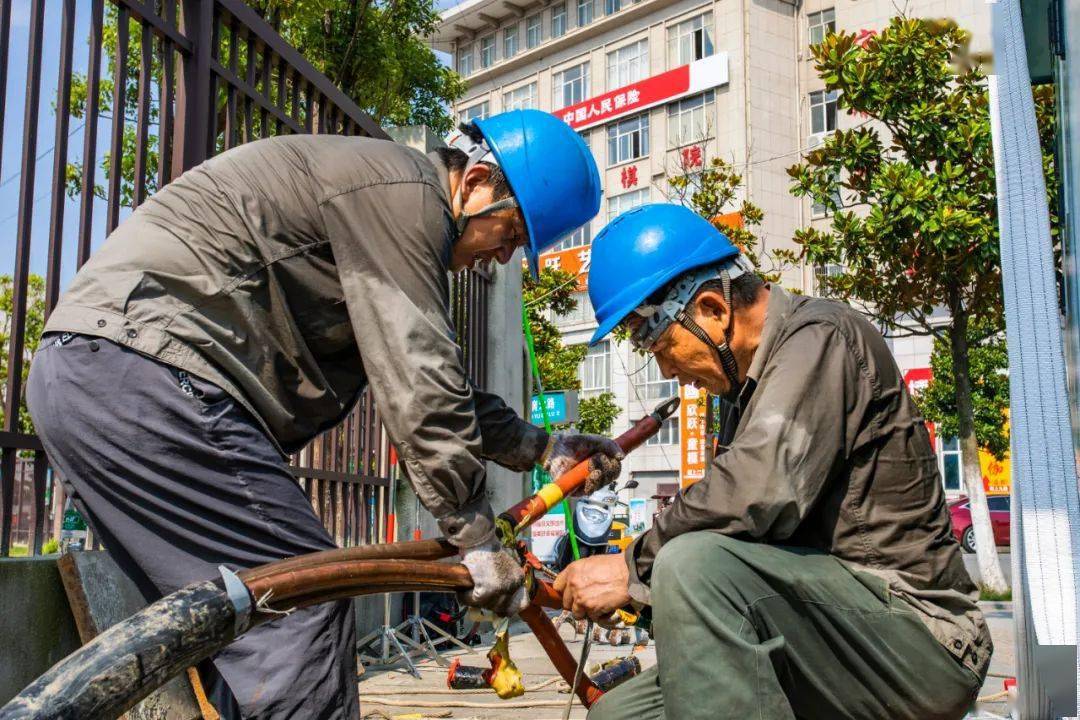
[979, 586, 1013, 602]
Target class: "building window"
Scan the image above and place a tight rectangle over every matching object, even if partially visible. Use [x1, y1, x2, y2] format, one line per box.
[580, 341, 611, 395]
[608, 188, 649, 220]
[667, 13, 713, 68]
[809, 89, 839, 134]
[552, 223, 592, 251]
[607, 113, 649, 165]
[813, 262, 844, 296]
[808, 8, 836, 47]
[553, 62, 591, 108]
[526, 13, 542, 48]
[605, 0, 621, 14]
[667, 90, 715, 147]
[504, 82, 538, 111]
[480, 35, 495, 68]
[646, 417, 679, 445]
[607, 39, 649, 90]
[577, 0, 596, 27]
[939, 436, 962, 492]
[551, 3, 567, 37]
[459, 102, 489, 124]
[504, 24, 519, 59]
[457, 44, 474, 76]
[810, 170, 843, 217]
[638, 357, 677, 400]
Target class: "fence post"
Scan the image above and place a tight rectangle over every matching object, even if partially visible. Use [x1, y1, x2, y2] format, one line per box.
[173, 0, 214, 177]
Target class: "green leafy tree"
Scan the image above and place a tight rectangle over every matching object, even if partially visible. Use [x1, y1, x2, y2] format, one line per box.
[0, 274, 45, 435]
[65, 1, 466, 206]
[577, 392, 621, 436]
[523, 266, 622, 436]
[916, 326, 1009, 461]
[786, 17, 1058, 592]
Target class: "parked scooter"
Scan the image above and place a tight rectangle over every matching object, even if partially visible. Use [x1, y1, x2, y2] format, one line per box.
[550, 479, 639, 573]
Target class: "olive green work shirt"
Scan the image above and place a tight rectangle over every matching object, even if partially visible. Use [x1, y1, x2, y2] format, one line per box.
[625, 286, 991, 679]
[43, 135, 547, 548]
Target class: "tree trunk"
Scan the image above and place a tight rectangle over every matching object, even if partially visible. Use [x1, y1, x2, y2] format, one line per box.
[948, 304, 1010, 593]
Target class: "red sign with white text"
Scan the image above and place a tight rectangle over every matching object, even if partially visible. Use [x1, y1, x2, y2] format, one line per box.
[553, 53, 729, 131]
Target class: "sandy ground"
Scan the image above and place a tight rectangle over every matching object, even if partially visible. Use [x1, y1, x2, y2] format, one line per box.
[355, 602, 1016, 720]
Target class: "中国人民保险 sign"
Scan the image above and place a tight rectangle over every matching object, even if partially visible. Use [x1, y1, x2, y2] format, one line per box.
[530, 390, 579, 425]
[553, 53, 729, 131]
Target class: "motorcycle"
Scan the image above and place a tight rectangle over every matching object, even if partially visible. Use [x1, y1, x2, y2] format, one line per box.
[549, 479, 638, 573]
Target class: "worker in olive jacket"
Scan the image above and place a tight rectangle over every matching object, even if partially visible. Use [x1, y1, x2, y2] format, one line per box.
[27, 110, 622, 720]
[556, 204, 990, 720]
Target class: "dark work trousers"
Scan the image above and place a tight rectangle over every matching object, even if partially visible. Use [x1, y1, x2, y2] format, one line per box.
[26, 334, 360, 720]
[588, 532, 982, 720]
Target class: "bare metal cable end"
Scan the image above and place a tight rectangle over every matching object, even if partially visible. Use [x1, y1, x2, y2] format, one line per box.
[253, 587, 297, 620]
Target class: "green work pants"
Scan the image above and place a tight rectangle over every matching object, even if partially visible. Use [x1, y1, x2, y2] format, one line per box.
[589, 533, 982, 720]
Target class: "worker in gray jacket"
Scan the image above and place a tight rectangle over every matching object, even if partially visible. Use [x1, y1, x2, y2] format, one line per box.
[26, 110, 621, 720]
[557, 204, 990, 720]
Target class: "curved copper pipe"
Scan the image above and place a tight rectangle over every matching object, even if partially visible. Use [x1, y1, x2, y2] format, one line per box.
[242, 559, 472, 612]
[239, 539, 458, 584]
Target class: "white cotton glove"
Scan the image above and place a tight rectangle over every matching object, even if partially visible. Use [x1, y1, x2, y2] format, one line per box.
[541, 432, 624, 493]
[458, 537, 529, 616]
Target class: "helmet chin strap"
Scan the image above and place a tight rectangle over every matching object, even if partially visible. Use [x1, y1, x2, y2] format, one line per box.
[448, 126, 519, 238]
[673, 268, 743, 401]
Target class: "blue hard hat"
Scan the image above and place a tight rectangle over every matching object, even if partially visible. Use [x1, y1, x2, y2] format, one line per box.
[588, 203, 741, 344]
[475, 110, 601, 277]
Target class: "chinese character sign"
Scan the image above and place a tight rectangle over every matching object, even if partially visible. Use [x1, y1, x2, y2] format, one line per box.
[620, 165, 639, 189]
[680, 145, 703, 169]
[553, 54, 729, 131]
[680, 385, 708, 488]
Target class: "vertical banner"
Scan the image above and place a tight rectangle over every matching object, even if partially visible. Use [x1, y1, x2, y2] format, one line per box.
[680, 385, 708, 488]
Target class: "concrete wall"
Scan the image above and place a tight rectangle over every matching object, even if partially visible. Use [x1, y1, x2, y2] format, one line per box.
[0, 556, 81, 705]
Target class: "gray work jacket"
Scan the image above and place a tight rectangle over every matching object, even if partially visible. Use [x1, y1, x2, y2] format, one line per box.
[625, 286, 991, 679]
[43, 135, 547, 548]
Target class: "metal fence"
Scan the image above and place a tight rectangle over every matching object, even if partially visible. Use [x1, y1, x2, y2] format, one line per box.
[0, 0, 490, 555]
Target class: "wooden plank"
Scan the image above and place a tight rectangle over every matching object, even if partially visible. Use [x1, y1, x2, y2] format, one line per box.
[57, 552, 205, 719]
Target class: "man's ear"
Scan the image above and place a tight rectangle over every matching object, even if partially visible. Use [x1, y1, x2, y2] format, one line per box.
[462, 163, 492, 201]
[692, 288, 730, 326]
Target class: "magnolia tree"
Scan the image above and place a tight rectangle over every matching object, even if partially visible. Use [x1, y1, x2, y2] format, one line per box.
[786, 17, 1057, 592]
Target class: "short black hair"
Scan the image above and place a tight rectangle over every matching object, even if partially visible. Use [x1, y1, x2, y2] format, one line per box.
[435, 122, 514, 201]
[690, 271, 765, 312]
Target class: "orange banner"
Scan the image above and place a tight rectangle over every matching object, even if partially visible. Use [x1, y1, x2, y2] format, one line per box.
[535, 244, 592, 290]
[680, 385, 708, 487]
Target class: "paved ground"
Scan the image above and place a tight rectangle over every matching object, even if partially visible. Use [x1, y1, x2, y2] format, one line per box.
[356, 603, 1016, 719]
[963, 551, 1013, 588]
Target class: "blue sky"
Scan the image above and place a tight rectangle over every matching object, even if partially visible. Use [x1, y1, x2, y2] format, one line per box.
[0, 0, 462, 292]
[1, 1, 123, 291]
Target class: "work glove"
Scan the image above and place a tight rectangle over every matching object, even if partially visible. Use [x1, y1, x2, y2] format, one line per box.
[541, 432, 624, 494]
[458, 537, 529, 616]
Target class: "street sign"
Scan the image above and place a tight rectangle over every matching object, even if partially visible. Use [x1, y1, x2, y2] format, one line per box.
[530, 390, 579, 425]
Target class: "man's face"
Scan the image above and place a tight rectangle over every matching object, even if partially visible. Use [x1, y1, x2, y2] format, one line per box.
[450, 166, 528, 272]
[624, 292, 733, 396]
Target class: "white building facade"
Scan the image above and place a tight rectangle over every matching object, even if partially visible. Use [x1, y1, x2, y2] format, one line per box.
[433, 0, 993, 516]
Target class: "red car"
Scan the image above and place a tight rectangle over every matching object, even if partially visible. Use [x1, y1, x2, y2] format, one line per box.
[948, 495, 1011, 552]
